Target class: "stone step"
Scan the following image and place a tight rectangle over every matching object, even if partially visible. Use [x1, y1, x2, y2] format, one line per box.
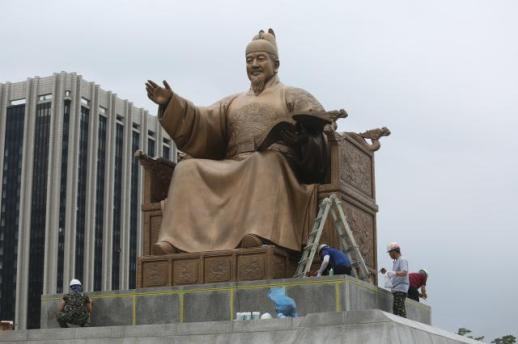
[0, 310, 480, 344]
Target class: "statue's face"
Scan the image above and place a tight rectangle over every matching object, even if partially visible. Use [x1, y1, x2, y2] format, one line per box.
[246, 52, 276, 84]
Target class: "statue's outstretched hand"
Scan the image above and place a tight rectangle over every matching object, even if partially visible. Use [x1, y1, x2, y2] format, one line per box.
[145, 80, 173, 105]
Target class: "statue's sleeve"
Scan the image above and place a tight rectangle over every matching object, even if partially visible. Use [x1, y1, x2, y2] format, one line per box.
[285, 87, 329, 184]
[158, 93, 237, 159]
[284, 87, 325, 113]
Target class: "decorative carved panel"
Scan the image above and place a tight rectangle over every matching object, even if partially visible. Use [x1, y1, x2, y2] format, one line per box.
[342, 201, 375, 268]
[340, 140, 373, 197]
[142, 261, 168, 287]
[173, 259, 200, 285]
[272, 254, 286, 279]
[237, 254, 265, 281]
[150, 214, 162, 250]
[205, 256, 232, 283]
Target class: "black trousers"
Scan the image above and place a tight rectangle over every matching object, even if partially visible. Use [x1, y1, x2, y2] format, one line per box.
[408, 287, 420, 302]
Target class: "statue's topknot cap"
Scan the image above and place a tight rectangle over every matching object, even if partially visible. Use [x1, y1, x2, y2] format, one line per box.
[246, 28, 278, 59]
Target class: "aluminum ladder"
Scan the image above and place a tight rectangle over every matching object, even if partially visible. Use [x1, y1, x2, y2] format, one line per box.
[294, 193, 370, 281]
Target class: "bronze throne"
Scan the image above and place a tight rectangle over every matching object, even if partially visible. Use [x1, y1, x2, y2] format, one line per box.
[135, 127, 389, 288]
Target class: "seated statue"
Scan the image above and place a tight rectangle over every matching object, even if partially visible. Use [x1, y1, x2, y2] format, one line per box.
[145, 29, 329, 254]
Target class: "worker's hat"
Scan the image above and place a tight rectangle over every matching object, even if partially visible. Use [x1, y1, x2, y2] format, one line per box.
[318, 244, 329, 254]
[69, 279, 82, 287]
[419, 269, 428, 277]
[386, 242, 400, 252]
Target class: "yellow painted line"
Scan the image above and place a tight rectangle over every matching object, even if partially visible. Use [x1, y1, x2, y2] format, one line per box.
[132, 295, 137, 325]
[179, 291, 184, 323]
[229, 287, 235, 320]
[335, 282, 341, 312]
[42, 277, 375, 304]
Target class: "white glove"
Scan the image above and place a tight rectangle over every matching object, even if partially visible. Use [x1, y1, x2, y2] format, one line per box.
[316, 272, 322, 278]
[387, 271, 395, 278]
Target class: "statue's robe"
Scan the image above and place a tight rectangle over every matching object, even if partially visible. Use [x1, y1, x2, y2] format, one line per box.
[158, 76, 325, 252]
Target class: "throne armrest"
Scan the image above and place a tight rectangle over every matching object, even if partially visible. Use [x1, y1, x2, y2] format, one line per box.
[135, 150, 176, 204]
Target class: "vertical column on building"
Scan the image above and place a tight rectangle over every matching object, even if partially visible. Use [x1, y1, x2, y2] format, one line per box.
[14, 77, 38, 329]
[119, 102, 132, 290]
[63, 75, 82, 292]
[42, 73, 65, 295]
[83, 83, 99, 291]
[157, 119, 164, 158]
[102, 93, 116, 291]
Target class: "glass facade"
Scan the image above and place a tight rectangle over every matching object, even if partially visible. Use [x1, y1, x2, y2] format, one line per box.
[56, 100, 70, 293]
[147, 138, 155, 157]
[0, 104, 25, 321]
[129, 131, 140, 289]
[74, 106, 89, 282]
[112, 123, 124, 290]
[94, 115, 107, 291]
[163, 145, 170, 160]
[27, 102, 51, 329]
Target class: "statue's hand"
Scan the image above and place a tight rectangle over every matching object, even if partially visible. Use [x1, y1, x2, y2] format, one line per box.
[145, 80, 173, 105]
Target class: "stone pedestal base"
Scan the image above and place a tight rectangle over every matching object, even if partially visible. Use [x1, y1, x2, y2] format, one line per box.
[137, 245, 298, 288]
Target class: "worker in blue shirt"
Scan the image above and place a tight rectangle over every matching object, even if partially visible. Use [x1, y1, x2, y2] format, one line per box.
[316, 244, 352, 277]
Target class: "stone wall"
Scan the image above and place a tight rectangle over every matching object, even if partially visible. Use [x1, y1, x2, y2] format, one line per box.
[41, 275, 430, 328]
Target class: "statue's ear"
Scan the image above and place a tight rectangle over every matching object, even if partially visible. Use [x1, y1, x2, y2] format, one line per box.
[268, 28, 276, 37]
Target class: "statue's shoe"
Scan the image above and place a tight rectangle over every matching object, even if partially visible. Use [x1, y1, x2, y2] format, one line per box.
[152, 241, 178, 255]
[239, 234, 263, 248]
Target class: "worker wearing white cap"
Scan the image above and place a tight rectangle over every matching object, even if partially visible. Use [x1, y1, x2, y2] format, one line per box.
[380, 242, 409, 317]
[57, 279, 92, 328]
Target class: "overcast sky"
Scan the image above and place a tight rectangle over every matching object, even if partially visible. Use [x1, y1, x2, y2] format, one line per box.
[1, 0, 517, 339]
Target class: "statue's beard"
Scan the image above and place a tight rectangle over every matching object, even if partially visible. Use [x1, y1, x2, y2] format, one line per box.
[250, 75, 266, 95]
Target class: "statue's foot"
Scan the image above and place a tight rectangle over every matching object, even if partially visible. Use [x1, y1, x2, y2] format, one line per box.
[152, 241, 178, 255]
[239, 234, 263, 248]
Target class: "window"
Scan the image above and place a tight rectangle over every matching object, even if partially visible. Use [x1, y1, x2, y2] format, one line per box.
[27, 102, 51, 329]
[80, 97, 90, 107]
[9, 99, 25, 106]
[38, 94, 52, 102]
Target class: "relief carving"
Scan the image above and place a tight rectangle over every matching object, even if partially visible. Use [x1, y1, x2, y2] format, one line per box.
[272, 254, 285, 278]
[342, 202, 375, 268]
[142, 261, 168, 287]
[205, 257, 232, 282]
[238, 254, 265, 281]
[173, 259, 199, 285]
[340, 140, 373, 197]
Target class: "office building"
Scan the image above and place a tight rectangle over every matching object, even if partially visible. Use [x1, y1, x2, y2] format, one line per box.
[0, 72, 175, 329]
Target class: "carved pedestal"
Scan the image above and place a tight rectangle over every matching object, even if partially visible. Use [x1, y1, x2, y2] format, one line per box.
[137, 245, 298, 288]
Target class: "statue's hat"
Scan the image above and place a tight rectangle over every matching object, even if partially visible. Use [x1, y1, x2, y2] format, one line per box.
[246, 28, 278, 58]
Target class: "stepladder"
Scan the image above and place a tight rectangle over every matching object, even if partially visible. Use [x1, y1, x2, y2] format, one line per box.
[294, 193, 371, 281]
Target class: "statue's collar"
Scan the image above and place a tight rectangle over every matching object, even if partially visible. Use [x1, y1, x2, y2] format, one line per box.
[248, 75, 280, 96]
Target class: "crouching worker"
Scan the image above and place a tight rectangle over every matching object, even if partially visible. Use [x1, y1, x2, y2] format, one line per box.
[316, 244, 352, 277]
[57, 279, 92, 328]
[408, 269, 428, 302]
[267, 287, 298, 318]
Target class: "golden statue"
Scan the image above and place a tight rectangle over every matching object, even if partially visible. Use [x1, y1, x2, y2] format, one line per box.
[145, 29, 329, 254]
